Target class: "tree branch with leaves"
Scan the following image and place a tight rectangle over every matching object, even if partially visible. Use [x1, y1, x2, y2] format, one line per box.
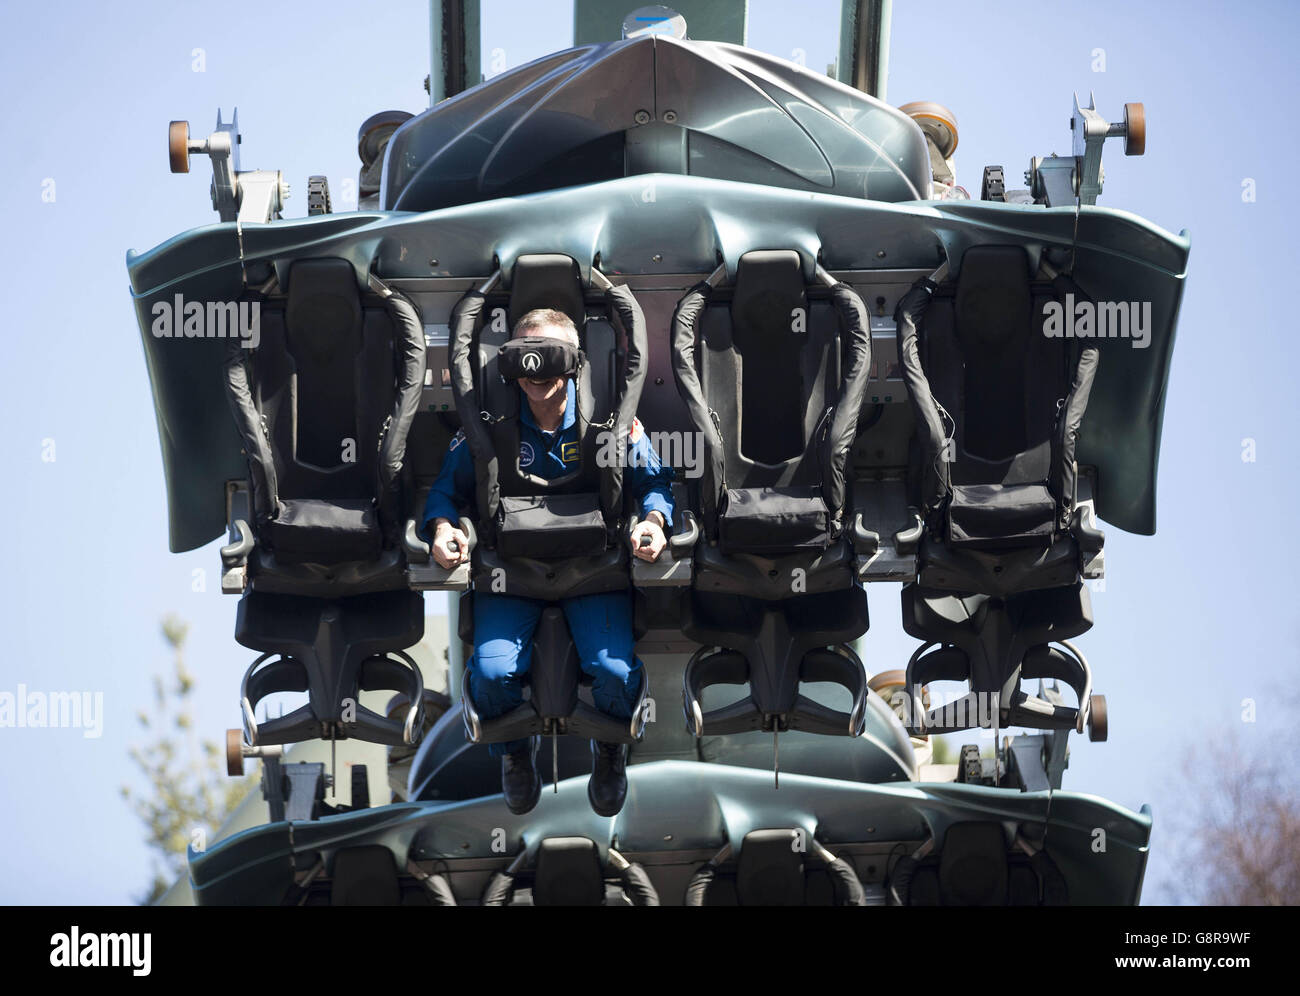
[121, 614, 254, 905]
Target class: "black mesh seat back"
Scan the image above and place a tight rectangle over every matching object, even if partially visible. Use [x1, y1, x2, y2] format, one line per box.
[1007, 862, 1041, 905]
[938, 821, 1009, 906]
[330, 845, 402, 906]
[922, 246, 1068, 488]
[533, 836, 606, 906]
[257, 259, 395, 501]
[901, 823, 1062, 906]
[735, 829, 808, 906]
[699, 251, 839, 488]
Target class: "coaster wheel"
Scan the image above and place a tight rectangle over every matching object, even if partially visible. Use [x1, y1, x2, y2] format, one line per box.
[899, 100, 959, 159]
[357, 110, 413, 166]
[1087, 694, 1108, 742]
[169, 120, 190, 173]
[1123, 102, 1145, 156]
[225, 728, 245, 776]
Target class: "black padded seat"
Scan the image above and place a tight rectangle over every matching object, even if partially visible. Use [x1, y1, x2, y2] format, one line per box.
[447, 255, 654, 750]
[719, 485, 831, 556]
[261, 261, 394, 512]
[674, 250, 870, 555]
[947, 483, 1056, 551]
[225, 257, 427, 585]
[937, 822, 1008, 906]
[735, 830, 809, 906]
[450, 253, 647, 600]
[330, 845, 402, 906]
[902, 582, 1092, 652]
[893, 246, 1105, 735]
[480, 837, 661, 906]
[730, 250, 813, 467]
[889, 823, 1068, 906]
[670, 251, 874, 740]
[684, 829, 867, 906]
[896, 244, 1101, 574]
[533, 837, 606, 906]
[282, 262, 366, 470]
[221, 258, 430, 748]
[266, 498, 380, 565]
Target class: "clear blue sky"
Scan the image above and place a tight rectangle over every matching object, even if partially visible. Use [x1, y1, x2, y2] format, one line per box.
[0, 0, 1294, 904]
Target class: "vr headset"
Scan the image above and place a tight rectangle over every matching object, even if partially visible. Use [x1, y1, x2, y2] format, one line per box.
[497, 336, 582, 381]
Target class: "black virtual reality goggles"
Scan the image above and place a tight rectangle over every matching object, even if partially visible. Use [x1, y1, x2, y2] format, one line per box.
[498, 336, 582, 381]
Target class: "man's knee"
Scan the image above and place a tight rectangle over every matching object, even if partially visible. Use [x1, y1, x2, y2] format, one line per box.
[468, 652, 526, 726]
[467, 592, 540, 701]
[588, 646, 636, 684]
[562, 592, 640, 710]
[472, 649, 524, 686]
[586, 649, 643, 720]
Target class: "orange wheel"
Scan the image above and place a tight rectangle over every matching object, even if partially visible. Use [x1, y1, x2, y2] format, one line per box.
[168, 120, 191, 173]
[868, 670, 907, 695]
[899, 100, 959, 158]
[1123, 102, 1145, 156]
[1087, 694, 1108, 742]
[357, 110, 414, 165]
[225, 728, 244, 777]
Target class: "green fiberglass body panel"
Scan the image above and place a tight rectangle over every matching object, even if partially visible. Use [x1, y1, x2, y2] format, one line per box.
[185, 761, 1151, 905]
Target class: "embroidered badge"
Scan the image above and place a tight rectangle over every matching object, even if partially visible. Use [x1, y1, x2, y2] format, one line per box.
[519, 441, 535, 468]
[561, 440, 580, 463]
[448, 428, 465, 451]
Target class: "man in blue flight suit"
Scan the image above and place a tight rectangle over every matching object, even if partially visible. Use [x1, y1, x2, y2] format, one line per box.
[421, 307, 674, 817]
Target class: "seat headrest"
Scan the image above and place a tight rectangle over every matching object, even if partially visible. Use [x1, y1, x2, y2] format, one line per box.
[285, 258, 363, 365]
[330, 845, 401, 906]
[533, 836, 606, 906]
[735, 829, 806, 906]
[954, 246, 1032, 349]
[508, 254, 585, 329]
[938, 821, 1008, 906]
[732, 250, 807, 336]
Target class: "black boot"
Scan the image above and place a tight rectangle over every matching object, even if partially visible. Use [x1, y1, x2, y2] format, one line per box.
[588, 740, 628, 817]
[501, 737, 541, 815]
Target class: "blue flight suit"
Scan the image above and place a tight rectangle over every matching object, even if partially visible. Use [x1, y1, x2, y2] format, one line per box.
[421, 379, 675, 756]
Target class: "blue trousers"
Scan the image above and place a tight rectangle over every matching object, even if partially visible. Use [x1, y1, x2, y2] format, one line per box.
[467, 590, 644, 756]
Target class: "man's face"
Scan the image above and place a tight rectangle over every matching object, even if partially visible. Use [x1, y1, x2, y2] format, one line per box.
[514, 323, 572, 406]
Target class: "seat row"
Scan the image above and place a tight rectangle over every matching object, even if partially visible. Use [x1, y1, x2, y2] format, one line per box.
[217, 247, 1107, 752]
[322, 825, 1070, 907]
